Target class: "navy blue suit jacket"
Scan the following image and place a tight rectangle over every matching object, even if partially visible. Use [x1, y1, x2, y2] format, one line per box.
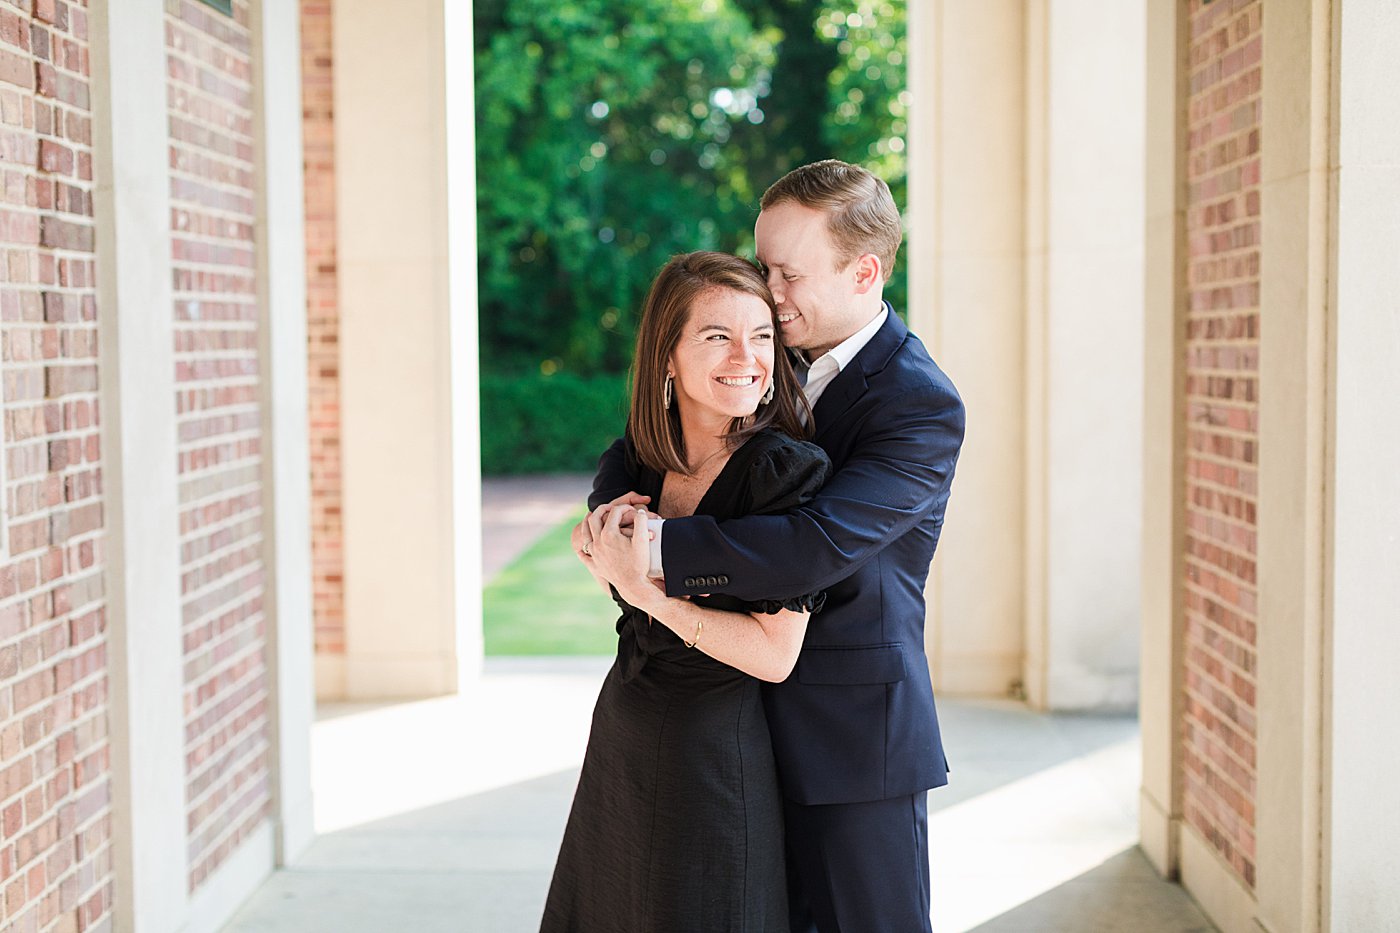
[590, 310, 965, 806]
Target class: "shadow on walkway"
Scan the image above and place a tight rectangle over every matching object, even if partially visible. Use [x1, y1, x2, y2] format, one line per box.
[969, 849, 1215, 932]
[223, 660, 1213, 932]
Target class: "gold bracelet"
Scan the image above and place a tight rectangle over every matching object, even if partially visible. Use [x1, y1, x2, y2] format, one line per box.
[684, 619, 703, 649]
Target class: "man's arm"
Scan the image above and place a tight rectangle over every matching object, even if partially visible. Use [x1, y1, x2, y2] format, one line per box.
[661, 383, 965, 601]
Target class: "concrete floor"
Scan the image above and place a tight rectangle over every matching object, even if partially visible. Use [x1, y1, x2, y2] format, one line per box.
[222, 657, 1215, 933]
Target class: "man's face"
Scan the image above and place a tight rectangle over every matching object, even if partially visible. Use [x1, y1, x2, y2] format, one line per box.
[754, 201, 868, 358]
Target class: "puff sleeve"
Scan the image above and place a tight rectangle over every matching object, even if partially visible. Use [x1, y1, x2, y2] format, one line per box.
[741, 436, 832, 615]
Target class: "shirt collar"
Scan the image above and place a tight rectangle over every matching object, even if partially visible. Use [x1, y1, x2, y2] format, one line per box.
[800, 303, 890, 373]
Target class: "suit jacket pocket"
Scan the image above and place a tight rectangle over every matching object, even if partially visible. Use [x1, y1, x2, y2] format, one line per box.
[795, 643, 907, 685]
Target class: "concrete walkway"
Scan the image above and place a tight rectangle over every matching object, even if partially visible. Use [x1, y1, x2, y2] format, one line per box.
[222, 475, 1215, 931]
[222, 657, 1214, 932]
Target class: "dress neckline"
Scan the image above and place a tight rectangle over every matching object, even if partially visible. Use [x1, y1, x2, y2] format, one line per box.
[656, 430, 772, 519]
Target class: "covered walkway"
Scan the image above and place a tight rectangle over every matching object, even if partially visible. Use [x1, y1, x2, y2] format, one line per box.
[223, 657, 1214, 932]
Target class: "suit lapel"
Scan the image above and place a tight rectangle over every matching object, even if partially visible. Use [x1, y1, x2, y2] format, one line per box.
[811, 309, 908, 442]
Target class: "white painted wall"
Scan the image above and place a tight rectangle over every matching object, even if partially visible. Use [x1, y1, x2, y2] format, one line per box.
[90, 2, 196, 928]
[1036, 0, 1146, 711]
[252, 0, 317, 868]
[1138, 0, 1186, 879]
[1326, 1, 1400, 927]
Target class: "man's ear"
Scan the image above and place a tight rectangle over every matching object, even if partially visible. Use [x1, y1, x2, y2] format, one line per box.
[852, 253, 883, 295]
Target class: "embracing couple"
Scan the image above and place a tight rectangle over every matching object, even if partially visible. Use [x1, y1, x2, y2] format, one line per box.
[540, 160, 965, 933]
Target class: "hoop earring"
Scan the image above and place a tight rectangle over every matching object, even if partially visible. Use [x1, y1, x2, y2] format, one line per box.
[759, 380, 774, 406]
[664, 373, 673, 410]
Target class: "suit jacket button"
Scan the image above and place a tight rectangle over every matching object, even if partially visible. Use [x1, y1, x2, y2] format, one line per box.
[718, 575, 730, 585]
[683, 577, 695, 588]
[709, 575, 721, 587]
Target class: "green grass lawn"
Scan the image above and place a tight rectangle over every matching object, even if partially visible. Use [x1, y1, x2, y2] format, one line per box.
[483, 509, 621, 656]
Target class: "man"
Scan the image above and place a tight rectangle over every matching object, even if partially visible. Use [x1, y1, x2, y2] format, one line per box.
[579, 160, 964, 932]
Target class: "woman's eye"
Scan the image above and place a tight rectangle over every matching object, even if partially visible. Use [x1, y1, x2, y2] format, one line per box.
[706, 334, 728, 341]
[754, 333, 773, 342]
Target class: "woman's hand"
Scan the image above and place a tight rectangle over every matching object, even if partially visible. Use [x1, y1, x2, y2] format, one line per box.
[590, 504, 663, 611]
[573, 493, 649, 594]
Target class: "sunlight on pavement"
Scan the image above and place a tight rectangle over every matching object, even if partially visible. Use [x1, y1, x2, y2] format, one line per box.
[931, 737, 1141, 931]
[309, 658, 1140, 929]
[311, 657, 610, 835]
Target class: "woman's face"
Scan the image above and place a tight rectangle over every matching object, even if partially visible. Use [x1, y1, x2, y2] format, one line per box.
[668, 287, 776, 428]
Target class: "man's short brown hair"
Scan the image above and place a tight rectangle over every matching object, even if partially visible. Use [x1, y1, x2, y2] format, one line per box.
[760, 159, 902, 281]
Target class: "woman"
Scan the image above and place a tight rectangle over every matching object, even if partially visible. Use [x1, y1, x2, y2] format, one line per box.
[540, 252, 830, 932]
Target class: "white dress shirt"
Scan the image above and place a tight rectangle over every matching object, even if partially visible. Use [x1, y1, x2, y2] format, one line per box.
[792, 305, 889, 410]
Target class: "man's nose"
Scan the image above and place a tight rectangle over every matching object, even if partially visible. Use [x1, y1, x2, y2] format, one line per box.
[767, 272, 785, 303]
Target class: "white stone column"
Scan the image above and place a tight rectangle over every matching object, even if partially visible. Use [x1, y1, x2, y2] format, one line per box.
[1025, 0, 1146, 711]
[90, 1, 189, 929]
[1325, 1, 1400, 927]
[1248, 3, 1331, 931]
[251, 0, 316, 866]
[334, 0, 483, 698]
[1139, 0, 1187, 878]
[910, 1, 1145, 710]
[908, 0, 1028, 698]
[443, 0, 485, 681]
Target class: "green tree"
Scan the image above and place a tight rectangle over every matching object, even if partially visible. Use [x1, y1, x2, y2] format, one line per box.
[474, 0, 777, 375]
[473, 1, 912, 474]
[817, 0, 908, 310]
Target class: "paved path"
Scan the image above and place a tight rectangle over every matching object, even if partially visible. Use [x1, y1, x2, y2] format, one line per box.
[480, 474, 593, 580]
[223, 659, 1215, 932]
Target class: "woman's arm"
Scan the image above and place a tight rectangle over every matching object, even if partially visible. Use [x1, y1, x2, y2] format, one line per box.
[591, 504, 808, 683]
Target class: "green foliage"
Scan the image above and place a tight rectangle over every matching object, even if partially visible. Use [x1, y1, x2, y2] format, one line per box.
[474, 1, 909, 473]
[483, 509, 621, 656]
[817, 0, 908, 309]
[474, 0, 777, 375]
[479, 371, 629, 475]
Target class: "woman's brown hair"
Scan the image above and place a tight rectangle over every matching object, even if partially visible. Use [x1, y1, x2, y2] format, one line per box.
[628, 251, 812, 475]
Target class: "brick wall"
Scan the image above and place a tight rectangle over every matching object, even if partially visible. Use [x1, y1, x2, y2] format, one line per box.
[300, 0, 342, 661]
[0, 1, 113, 930]
[165, 0, 271, 892]
[1182, 0, 1261, 890]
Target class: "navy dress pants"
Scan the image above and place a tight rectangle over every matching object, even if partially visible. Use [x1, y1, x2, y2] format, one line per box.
[784, 791, 932, 933]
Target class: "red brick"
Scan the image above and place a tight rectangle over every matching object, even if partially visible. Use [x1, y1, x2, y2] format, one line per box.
[2, 3, 110, 927]
[0, 47, 35, 89]
[1181, 0, 1262, 893]
[164, 4, 272, 891]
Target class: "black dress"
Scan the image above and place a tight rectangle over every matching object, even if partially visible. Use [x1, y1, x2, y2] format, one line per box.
[540, 429, 830, 933]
